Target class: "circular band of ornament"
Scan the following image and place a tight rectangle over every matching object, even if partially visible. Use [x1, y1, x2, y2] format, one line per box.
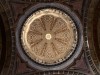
[16, 3, 83, 70]
[33, 70, 87, 75]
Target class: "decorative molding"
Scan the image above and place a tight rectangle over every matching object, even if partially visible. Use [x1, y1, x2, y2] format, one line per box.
[17, 70, 88, 75]
[82, 0, 100, 75]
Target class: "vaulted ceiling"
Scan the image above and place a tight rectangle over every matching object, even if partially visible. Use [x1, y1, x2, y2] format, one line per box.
[0, 0, 100, 75]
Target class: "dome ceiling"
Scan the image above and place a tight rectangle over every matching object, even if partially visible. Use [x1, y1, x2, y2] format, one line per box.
[16, 3, 83, 70]
[0, 0, 99, 75]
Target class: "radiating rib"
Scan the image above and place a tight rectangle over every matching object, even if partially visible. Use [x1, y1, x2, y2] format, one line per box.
[55, 38, 67, 45]
[31, 39, 43, 47]
[40, 42, 47, 56]
[51, 42, 59, 55]
[54, 26, 69, 34]
[29, 30, 43, 35]
[50, 18, 57, 31]
[40, 18, 46, 31]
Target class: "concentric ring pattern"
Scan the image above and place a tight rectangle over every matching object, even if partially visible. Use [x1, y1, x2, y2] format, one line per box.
[21, 9, 78, 65]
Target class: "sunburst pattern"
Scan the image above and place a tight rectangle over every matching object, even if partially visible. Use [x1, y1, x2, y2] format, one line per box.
[21, 9, 78, 65]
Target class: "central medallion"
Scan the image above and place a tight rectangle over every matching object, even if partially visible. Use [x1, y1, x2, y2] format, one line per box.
[21, 9, 78, 65]
[45, 33, 52, 40]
